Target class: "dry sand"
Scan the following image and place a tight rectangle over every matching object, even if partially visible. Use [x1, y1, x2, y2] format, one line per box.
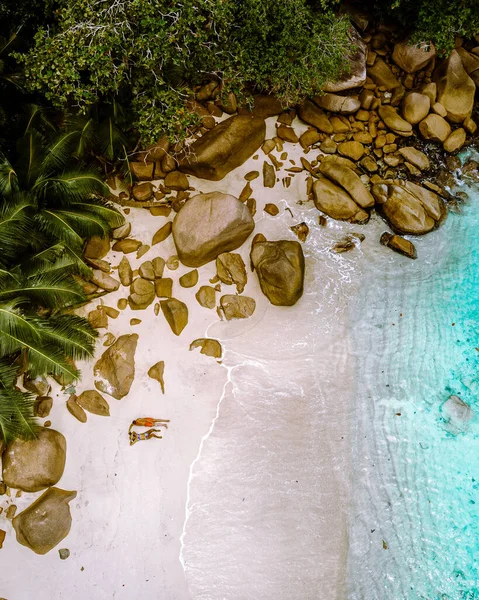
[0, 117, 372, 599]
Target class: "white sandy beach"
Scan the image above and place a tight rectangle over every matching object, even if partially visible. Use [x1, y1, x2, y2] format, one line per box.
[0, 117, 373, 599]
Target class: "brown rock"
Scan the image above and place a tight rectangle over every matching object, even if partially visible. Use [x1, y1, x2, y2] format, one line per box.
[216, 253, 247, 293]
[313, 93, 360, 114]
[112, 222, 131, 240]
[76, 390, 110, 416]
[118, 256, 133, 286]
[195, 286, 217, 309]
[189, 339, 222, 359]
[160, 298, 188, 336]
[152, 222, 172, 246]
[380, 232, 417, 259]
[443, 128, 466, 153]
[250, 240, 305, 306]
[117, 298, 128, 310]
[132, 182, 153, 202]
[166, 255, 179, 270]
[299, 129, 321, 149]
[91, 270, 120, 292]
[179, 270, 199, 288]
[2, 429, 66, 493]
[323, 29, 367, 92]
[88, 307, 108, 329]
[94, 334, 138, 399]
[320, 138, 337, 154]
[398, 147, 430, 170]
[378, 106, 413, 136]
[220, 295, 256, 320]
[319, 161, 374, 208]
[178, 115, 266, 180]
[297, 100, 333, 133]
[247, 95, 283, 118]
[367, 58, 400, 89]
[338, 141, 365, 161]
[155, 278, 173, 298]
[34, 396, 53, 418]
[130, 162, 154, 180]
[290, 222, 309, 243]
[13, 487, 76, 555]
[66, 396, 87, 422]
[172, 192, 254, 267]
[129, 278, 155, 310]
[419, 114, 451, 142]
[381, 185, 435, 234]
[84, 236, 110, 260]
[152, 257, 166, 278]
[421, 82, 437, 103]
[148, 361, 165, 393]
[434, 49, 475, 122]
[112, 239, 142, 254]
[276, 125, 299, 144]
[264, 203, 279, 216]
[0, 529, 5, 549]
[432, 102, 447, 117]
[402, 92, 431, 125]
[164, 171, 189, 191]
[392, 40, 436, 73]
[313, 178, 369, 223]
[139, 261, 155, 281]
[263, 162, 276, 188]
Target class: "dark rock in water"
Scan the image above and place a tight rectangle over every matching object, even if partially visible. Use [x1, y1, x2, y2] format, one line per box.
[2, 429, 66, 493]
[13, 487, 76, 554]
[441, 395, 474, 434]
[178, 115, 266, 180]
[250, 240, 304, 306]
[172, 192, 254, 267]
[380, 232, 417, 259]
[94, 334, 138, 399]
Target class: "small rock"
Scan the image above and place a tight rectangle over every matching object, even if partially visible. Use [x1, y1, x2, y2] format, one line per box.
[118, 256, 133, 286]
[320, 138, 337, 154]
[164, 171, 189, 191]
[443, 128, 466, 153]
[84, 236, 110, 260]
[139, 261, 156, 281]
[103, 332, 116, 346]
[148, 361, 165, 393]
[0, 482, 6, 495]
[23, 375, 50, 396]
[136, 244, 150, 259]
[419, 114, 451, 142]
[402, 92, 430, 125]
[129, 278, 155, 310]
[152, 222, 172, 245]
[133, 182, 153, 202]
[392, 39, 436, 73]
[112, 239, 142, 254]
[155, 278, 173, 298]
[300, 129, 321, 149]
[367, 58, 400, 89]
[117, 298, 128, 310]
[216, 253, 247, 293]
[59, 548, 70, 560]
[398, 147, 430, 170]
[220, 295, 256, 320]
[88, 307, 108, 329]
[160, 298, 188, 335]
[0, 529, 5, 549]
[166, 255, 179, 270]
[298, 99, 333, 133]
[66, 397, 87, 423]
[152, 257, 166, 278]
[276, 125, 299, 144]
[331, 238, 356, 253]
[245, 171, 259, 181]
[91, 270, 120, 292]
[263, 161, 276, 188]
[264, 203, 279, 216]
[378, 105, 413, 136]
[313, 178, 369, 224]
[179, 270, 199, 288]
[130, 161, 154, 180]
[13, 487, 77, 555]
[290, 222, 309, 242]
[112, 222, 131, 239]
[34, 396, 53, 419]
[130, 318, 141, 326]
[380, 232, 417, 259]
[76, 390, 110, 417]
[6, 505, 17, 519]
[195, 286, 217, 309]
[150, 205, 172, 217]
[338, 141, 365, 161]
[189, 339, 222, 359]
[314, 93, 360, 114]
[104, 306, 120, 319]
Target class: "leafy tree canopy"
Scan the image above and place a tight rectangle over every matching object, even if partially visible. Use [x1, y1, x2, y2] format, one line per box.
[14, 0, 352, 143]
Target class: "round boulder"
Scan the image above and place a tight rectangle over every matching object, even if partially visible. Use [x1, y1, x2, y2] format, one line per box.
[2, 429, 66, 493]
[172, 192, 254, 267]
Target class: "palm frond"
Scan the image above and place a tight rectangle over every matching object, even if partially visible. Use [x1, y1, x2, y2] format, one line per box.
[22, 242, 91, 277]
[34, 209, 84, 248]
[40, 314, 97, 361]
[16, 129, 46, 189]
[32, 170, 107, 205]
[0, 151, 19, 197]
[97, 116, 126, 161]
[0, 387, 36, 443]
[41, 130, 80, 172]
[75, 198, 124, 228]
[0, 270, 85, 307]
[64, 114, 98, 159]
[23, 103, 57, 136]
[0, 195, 34, 266]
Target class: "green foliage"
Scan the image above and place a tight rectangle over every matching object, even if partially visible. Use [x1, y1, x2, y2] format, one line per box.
[14, 0, 352, 143]
[365, 0, 479, 54]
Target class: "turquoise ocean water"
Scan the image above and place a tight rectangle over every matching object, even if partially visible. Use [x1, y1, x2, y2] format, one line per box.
[347, 163, 479, 599]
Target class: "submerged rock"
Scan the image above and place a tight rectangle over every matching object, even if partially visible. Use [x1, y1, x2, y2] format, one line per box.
[172, 192, 254, 267]
[250, 240, 304, 306]
[441, 395, 474, 434]
[94, 334, 138, 399]
[220, 295, 256, 320]
[380, 232, 417, 259]
[178, 115, 265, 180]
[189, 338, 223, 359]
[216, 253, 247, 293]
[195, 286, 217, 309]
[2, 429, 66, 493]
[13, 487, 76, 555]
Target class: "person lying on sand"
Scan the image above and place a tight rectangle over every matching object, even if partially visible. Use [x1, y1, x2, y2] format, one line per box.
[128, 418, 170, 446]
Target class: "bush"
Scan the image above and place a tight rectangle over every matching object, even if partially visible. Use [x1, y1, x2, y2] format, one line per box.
[14, 0, 352, 143]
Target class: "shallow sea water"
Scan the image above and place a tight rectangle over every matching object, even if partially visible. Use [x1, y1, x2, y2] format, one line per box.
[347, 169, 479, 599]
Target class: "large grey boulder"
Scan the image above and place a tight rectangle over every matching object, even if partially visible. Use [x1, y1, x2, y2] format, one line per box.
[2, 429, 66, 493]
[251, 240, 305, 306]
[94, 334, 138, 399]
[13, 487, 76, 554]
[172, 192, 254, 267]
[177, 115, 265, 180]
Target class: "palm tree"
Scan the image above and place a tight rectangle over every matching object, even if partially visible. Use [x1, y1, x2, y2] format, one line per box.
[0, 123, 124, 443]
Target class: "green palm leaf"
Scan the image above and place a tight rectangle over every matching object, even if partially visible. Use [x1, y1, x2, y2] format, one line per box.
[74, 198, 124, 228]
[40, 314, 97, 361]
[0, 387, 36, 443]
[0, 271, 85, 307]
[22, 242, 91, 277]
[0, 196, 33, 266]
[0, 151, 19, 196]
[97, 116, 126, 161]
[32, 171, 107, 205]
[41, 130, 80, 172]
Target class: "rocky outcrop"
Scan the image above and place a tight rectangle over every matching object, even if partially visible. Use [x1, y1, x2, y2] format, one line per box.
[177, 115, 265, 180]
[94, 334, 138, 399]
[172, 192, 254, 267]
[13, 487, 76, 554]
[392, 40, 436, 73]
[313, 178, 369, 223]
[433, 50, 475, 123]
[2, 429, 66, 493]
[323, 29, 367, 92]
[313, 93, 360, 114]
[250, 240, 305, 306]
